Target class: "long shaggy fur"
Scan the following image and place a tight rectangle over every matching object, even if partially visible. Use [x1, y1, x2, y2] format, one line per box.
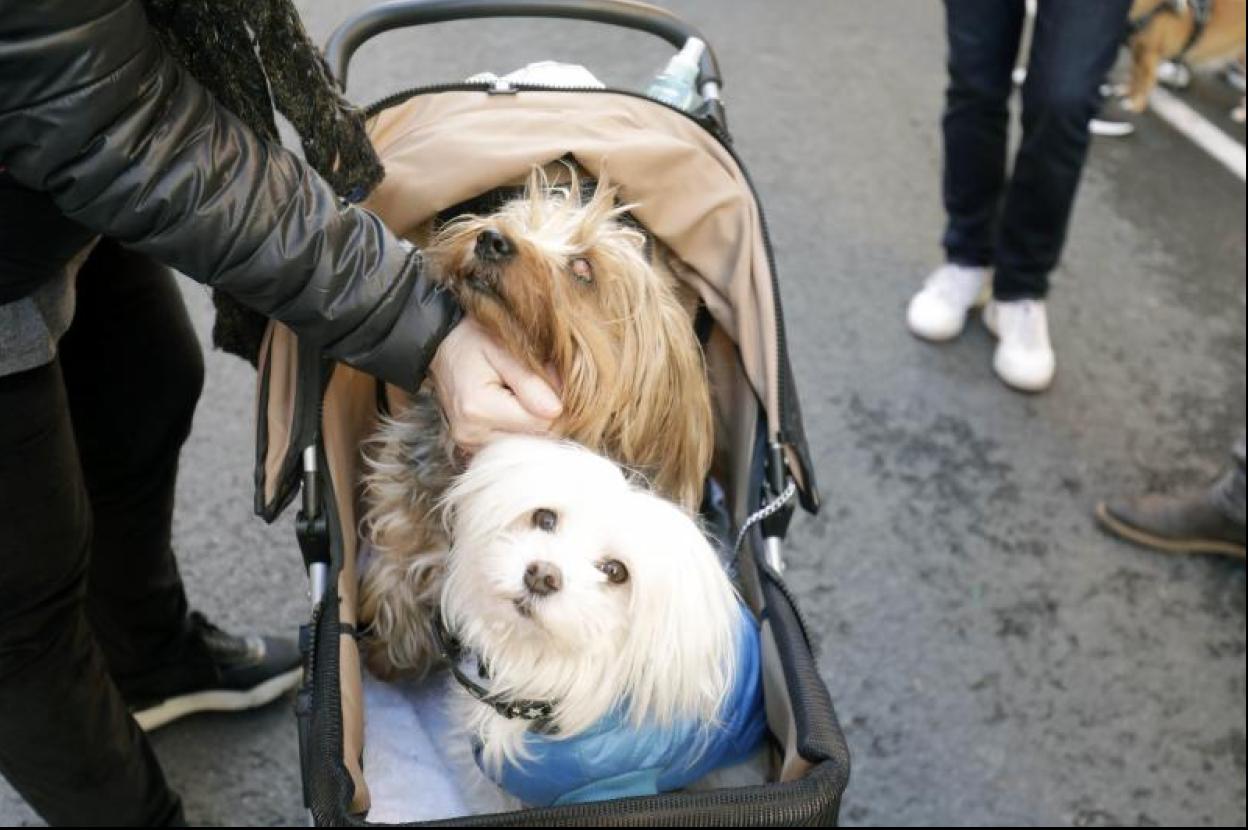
[359, 169, 714, 678]
[359, 396, 456, 678]
[439, 438, 741, 774]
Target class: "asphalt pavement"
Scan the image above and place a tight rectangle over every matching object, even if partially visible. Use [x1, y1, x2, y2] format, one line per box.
[2, 1, 1244, 825]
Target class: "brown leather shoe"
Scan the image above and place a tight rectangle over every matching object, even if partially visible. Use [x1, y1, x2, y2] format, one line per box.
[1095, 491, 1246, 559]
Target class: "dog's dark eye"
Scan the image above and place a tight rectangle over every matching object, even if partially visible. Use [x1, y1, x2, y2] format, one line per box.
[570, 257, 594, 285]
[532, 508, 558, 532]
[599, 559, 629, 585]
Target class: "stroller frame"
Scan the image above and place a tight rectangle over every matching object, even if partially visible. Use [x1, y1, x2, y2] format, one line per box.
[266, 1, 851, 825]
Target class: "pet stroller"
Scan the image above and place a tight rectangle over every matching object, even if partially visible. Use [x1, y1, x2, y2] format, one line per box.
[252, 0, 850, 824]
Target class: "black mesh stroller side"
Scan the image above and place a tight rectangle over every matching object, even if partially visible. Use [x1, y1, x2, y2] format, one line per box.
[253, 1, 851, 825]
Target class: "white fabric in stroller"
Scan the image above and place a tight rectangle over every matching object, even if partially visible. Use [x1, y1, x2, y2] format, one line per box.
[360, 672, 469, 823]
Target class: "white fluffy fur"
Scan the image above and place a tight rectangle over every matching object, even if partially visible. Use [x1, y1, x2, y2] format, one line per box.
[439, 437, 742, 779]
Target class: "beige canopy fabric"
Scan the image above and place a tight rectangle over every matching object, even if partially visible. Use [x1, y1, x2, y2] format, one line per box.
[363, 89, 784, 439]
[256, 88, 812, 815]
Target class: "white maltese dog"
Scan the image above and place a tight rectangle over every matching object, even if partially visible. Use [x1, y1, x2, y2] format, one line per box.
[436, 436, 765, 808]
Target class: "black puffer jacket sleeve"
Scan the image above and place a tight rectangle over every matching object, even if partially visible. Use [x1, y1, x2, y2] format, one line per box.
[0, 0, 459, 391]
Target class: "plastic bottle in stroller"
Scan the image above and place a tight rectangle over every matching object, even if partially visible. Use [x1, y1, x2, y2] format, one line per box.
[645, 37, 706, 111]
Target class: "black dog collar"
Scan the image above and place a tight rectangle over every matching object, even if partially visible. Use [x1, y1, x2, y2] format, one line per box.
[432, 616, 559, 733]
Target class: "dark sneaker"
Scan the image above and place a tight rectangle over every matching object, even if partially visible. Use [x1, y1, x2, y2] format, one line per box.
[1090, 97, 1137, 138]
[1095, 492, 1247, 559]
[1220, 60, 1245, 94]
[129, 611, 303, 731]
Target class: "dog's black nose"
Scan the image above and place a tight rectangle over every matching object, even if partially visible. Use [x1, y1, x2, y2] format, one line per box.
[524, 561, 562, 596]
[475, 229, 514, 262]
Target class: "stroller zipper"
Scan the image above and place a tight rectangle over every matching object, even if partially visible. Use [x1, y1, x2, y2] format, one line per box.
[360, 81, 801, 494]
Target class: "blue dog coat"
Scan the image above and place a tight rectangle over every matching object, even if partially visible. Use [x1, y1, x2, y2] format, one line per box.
[476, 603, 766, 806]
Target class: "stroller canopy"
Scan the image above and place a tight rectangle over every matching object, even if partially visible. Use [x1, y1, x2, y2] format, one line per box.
[362, 89, 816, 506]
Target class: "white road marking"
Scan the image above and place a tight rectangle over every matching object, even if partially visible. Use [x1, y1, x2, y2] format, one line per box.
[1148, 86, 1247, 181]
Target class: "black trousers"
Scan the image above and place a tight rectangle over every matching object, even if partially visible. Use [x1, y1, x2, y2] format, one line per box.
[941, 0, 1131, 299]
[0, 241, 213, 825]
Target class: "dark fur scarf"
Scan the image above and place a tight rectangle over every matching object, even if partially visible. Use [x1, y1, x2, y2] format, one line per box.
[143, 0, 384, 365]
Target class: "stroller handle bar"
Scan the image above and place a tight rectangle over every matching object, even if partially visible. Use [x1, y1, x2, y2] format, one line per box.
[325, 0, 723, 91]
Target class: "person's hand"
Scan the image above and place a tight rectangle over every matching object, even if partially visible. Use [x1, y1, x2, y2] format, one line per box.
[427, 316, 563, 453]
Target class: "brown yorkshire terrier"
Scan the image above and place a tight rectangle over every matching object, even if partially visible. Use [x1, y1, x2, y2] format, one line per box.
[358, 168, 714, 679]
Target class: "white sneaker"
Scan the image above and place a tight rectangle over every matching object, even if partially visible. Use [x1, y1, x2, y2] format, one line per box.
[1157, 60, 1193, 90]
[982, 298, 1056, 392]
[906, 264, 990, 341]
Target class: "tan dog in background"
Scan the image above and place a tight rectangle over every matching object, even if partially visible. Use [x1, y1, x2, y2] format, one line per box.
[1125, 0, 1246, 117]
[358, 168, 714, 679]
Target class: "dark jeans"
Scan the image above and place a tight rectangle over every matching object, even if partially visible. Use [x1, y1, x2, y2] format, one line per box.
[0, 241, 211, 825]
[942, 0, 1131, 299]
